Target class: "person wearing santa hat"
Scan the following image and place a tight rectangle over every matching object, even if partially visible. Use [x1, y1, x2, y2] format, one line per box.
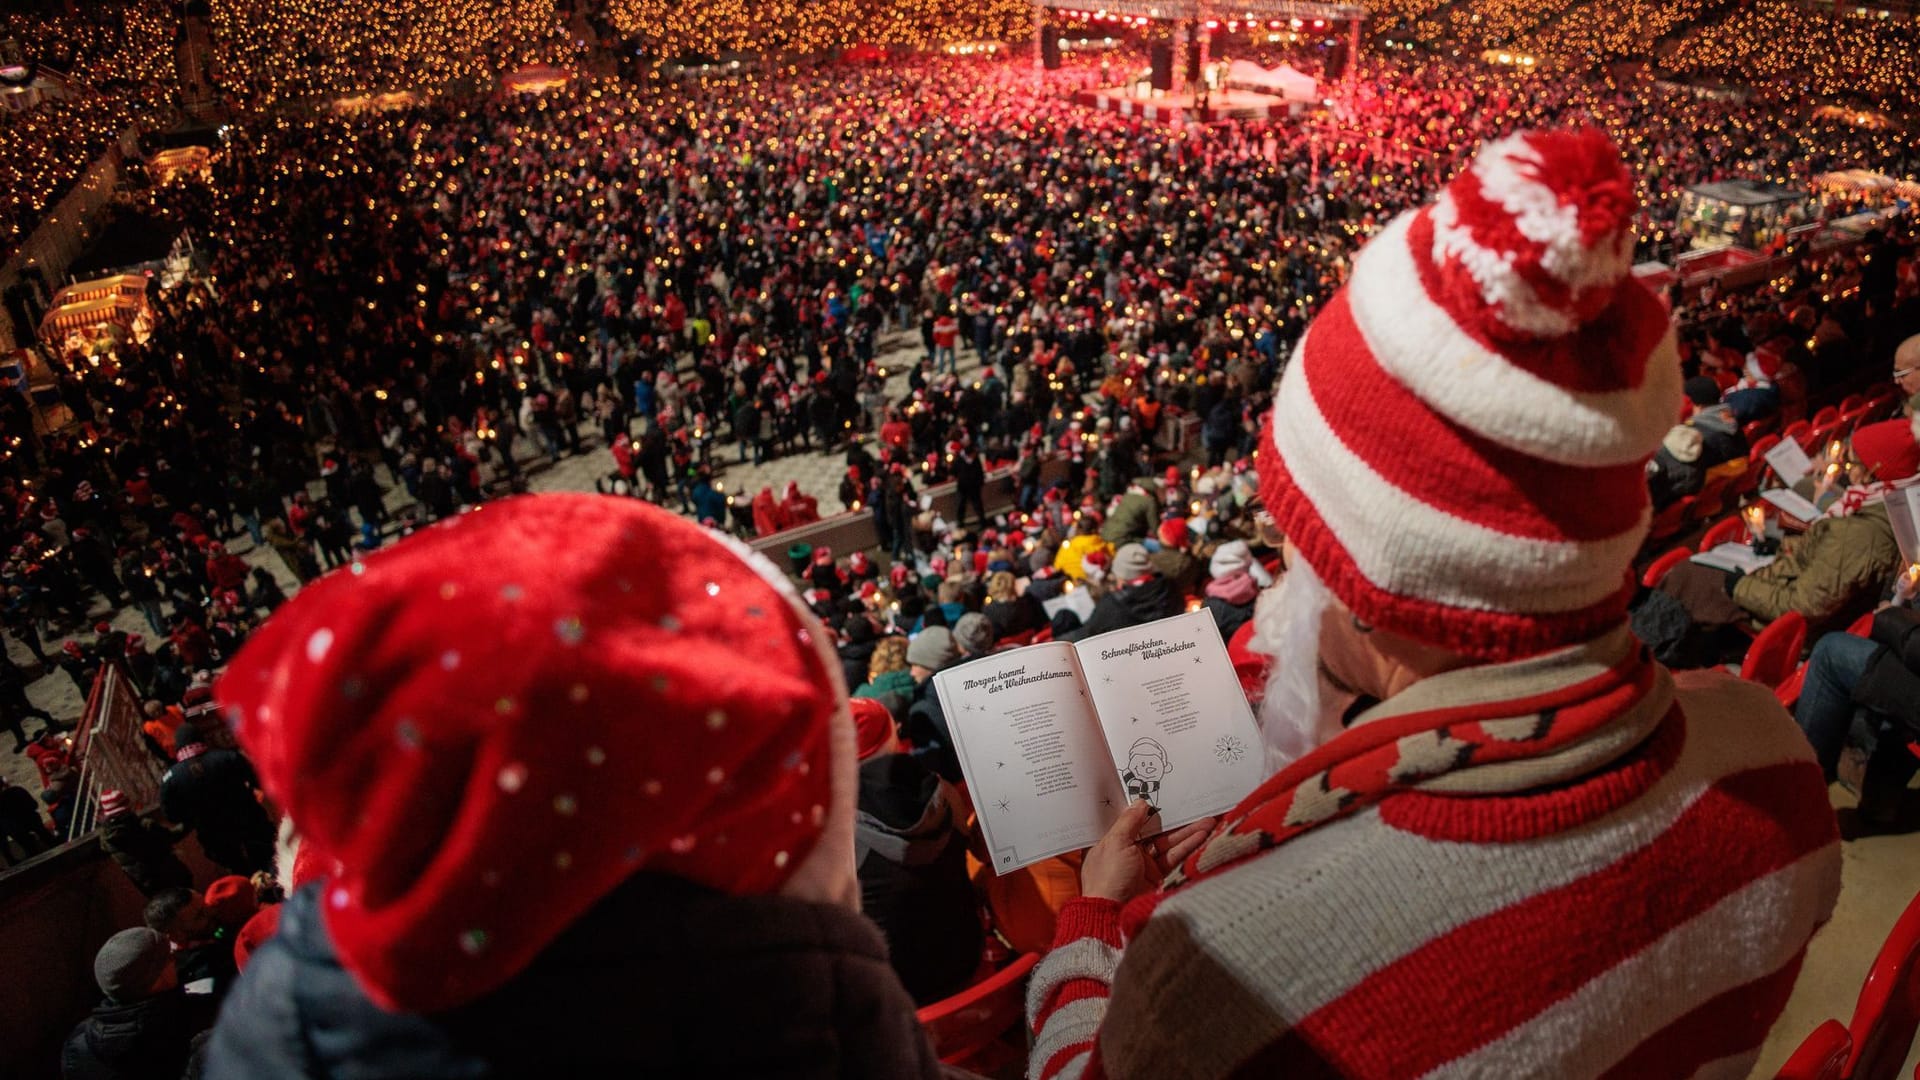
[205, 494, 944, 1078]
[1731, 416, 1920, 625]
[1148, 517, 1201, 595]
[1027, 129, 1840, 1080]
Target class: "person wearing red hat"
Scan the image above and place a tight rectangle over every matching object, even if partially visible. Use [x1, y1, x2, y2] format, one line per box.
[1148, 517, 1201, 595]
[1731, 416, 1920, 625]
[146, 886, 240, 995]
[55, 639, 96, 697]
[1028, 130, 1839, 1080]
[205, 494, 943, 1078]
[206, 543, 251, 594]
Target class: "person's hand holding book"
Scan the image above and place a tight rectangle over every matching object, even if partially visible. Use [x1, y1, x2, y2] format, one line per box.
[1081, 800, 1215, 903]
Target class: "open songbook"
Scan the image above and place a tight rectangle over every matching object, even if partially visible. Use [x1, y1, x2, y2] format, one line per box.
[932, 610, 1266, 873]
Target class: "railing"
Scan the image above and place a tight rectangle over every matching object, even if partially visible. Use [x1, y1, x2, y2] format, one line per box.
[62, 661, 165, 842]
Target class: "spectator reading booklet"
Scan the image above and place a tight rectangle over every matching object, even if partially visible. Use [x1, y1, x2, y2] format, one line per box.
[933, 610, 1265, 873]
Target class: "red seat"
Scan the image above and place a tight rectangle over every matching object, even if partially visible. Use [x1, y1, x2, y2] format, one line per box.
[998, 629, 1038, 648]
[1699, 516, 1747, 551]
[1746, 417, 1781, 443]
[1778, 612, 1876, 709]
[1751, 433, 1784, 469]
[1741, 611, 1808, 690]
[1031, 625, 1053, 644]
[1777, 1019, 1853, 1080]
[1839, 394, 1868, 414]
[1777, 887, 1920, 1080]
[1648, 496, 1694, 542]
[1840, 406, 1877, 439]
[916, 953, 1040, 1068]
[1642, 546, 1691, 589]
[1775, 662, 1809, 709]
[1811, 425, 1846, 461]
[1813, 406, 1841, 429]
[1689, 475, 1735, 522]
[1784, 420, 1815, 451]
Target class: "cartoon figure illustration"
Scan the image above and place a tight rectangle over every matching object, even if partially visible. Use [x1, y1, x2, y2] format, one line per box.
[1120, 737, 1171, 813]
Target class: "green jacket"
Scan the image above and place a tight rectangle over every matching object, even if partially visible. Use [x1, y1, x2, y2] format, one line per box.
[1734, 502, 1899, 624]
[853, 669, 917, 701]
[1100, 490, 1160, 546]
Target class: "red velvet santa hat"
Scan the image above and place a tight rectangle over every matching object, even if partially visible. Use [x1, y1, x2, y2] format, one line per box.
[1258, 128, 1681, 661]
[216, 494, 841, 1014]
[850, 697, 896, 761]
[1158, 517, 1190, 550]
[204, 875, 259, 927]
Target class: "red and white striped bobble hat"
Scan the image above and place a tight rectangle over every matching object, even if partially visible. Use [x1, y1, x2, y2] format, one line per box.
[1258, 128, 1682, 661]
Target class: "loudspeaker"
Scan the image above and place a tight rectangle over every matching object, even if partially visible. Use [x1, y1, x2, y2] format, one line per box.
[1184, 38, 1202, 83]
[1149, 43, 1173, 90]
[1042, 34, 1061, 70]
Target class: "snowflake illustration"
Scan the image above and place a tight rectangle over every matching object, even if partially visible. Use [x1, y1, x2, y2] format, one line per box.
[1213, 734, 1247, 766]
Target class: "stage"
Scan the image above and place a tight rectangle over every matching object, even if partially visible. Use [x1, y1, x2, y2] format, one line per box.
[1071, 85, 1303, 125]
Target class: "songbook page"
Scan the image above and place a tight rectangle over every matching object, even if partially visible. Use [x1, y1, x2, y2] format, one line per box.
[1761, 487, 1821, 524]
[933, 643, 1128, 873]
[1764, 440, 1814, 487]
[1073, 611, 1267, 833]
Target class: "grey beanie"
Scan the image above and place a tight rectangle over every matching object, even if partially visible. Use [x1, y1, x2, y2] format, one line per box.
[906, 626, 959, 671]
[1113, 543, 1152, 583]
[95, 927, 172, 1001]
[952, 612, 997, 657]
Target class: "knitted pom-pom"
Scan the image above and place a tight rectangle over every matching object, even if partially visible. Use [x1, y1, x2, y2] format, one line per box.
[1430, 128, 1639, 341]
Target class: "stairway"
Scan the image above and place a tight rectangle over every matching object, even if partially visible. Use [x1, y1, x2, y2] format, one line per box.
[176, 13, 221, 121]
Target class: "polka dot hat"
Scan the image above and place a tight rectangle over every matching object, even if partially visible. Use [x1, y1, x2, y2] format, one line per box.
[217, 493, 840, 1013]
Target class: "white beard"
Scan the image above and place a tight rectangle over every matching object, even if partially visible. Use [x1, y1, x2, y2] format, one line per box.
[1249, 559, 1353, 774]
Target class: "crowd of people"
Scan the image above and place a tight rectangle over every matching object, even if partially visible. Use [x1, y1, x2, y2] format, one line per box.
[0, 0, 179, 260]
[49, 120, 1920, 1079]
[1, 12, 1919, 1076]
[205, 0, 572, 107]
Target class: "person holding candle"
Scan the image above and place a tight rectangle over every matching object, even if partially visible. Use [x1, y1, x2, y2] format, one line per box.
[1731, 417, 1920, 626]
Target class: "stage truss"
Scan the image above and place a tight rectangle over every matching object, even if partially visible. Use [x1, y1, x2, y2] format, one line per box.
[1035, 0, 1364, 21]
[1030, 0, 1367, 96]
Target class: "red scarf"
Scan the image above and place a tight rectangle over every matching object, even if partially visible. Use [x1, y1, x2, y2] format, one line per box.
[1167, 630, 1670, 889]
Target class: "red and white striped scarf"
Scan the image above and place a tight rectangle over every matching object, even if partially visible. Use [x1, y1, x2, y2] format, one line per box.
[1166, 630, 1670, 889]
[1824, 478, 1902, 519]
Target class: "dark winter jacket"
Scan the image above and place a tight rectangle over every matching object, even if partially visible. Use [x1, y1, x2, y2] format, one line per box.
[1855, 606, 1920, 734]
[1063, 576, 1182, 643]
[1202, 595, 1256, 644]
[62, 989, 216, 1080]
[983, 595, 1046, 638]
[206, 878, 946, 1080]
[98, 812, 193, 896]
[904, 679, 961, 783]
[159, 748, 275, 873]
[855, 755, 982, 1006]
